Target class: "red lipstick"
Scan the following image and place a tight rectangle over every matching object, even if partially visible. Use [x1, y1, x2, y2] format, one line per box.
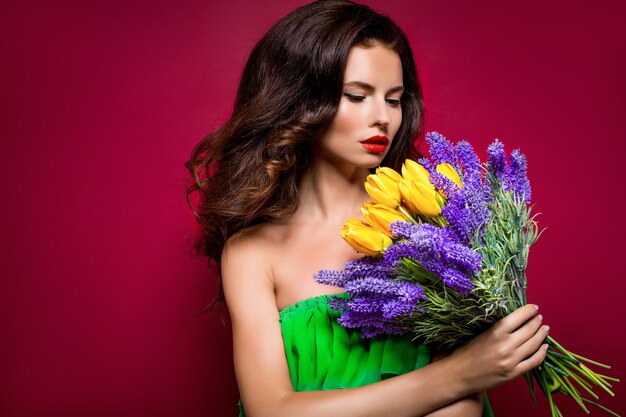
[360, 135, 389, 153]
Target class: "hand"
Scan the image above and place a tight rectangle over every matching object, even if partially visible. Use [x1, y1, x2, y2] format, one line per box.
[448, 304, 549, 393]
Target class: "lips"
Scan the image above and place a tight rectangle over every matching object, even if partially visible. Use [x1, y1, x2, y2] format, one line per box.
[360, 135, 390, 153]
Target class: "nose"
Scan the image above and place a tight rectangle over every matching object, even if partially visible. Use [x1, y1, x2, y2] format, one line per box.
[369, 97, 391, 129]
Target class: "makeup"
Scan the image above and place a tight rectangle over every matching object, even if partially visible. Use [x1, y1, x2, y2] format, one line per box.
[360, 135, 389, 153]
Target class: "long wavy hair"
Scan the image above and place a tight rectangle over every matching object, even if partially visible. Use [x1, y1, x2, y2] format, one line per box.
[185, 0, 425, 311]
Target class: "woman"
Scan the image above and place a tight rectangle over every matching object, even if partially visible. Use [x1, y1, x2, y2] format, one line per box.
[186, 1, 549, 416]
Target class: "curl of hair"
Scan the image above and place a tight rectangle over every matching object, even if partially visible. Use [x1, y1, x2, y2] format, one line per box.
[185, 0, 424, 311]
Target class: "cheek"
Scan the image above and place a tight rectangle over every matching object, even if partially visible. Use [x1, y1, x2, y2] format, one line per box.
[390, 110, 403, 138]
[331, 104, 361, 136]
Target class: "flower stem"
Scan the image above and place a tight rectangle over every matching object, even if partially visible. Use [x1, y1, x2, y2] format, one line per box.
[569, 352, 613, 369]
[553, 360, 599, 399]
[581, 398, 622, 417]
[539, 370, 558, 417]
[398, 206, 419, 225]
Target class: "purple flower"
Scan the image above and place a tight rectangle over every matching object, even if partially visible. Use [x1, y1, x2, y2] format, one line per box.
[336, 308, 411, 337]
[314, 269, 348, 287]
[441, 192, 472, 243]
[381, 241, 420, 267]
[442, 182, 491, 245]
[440, 266, 474, 296]
[426, 131, 458, 168]
[343, 277, 408, 297]
[395, 223, 479, 295]
[328, 279, 425, 338]
[381, 282, 425, 319]
[442, 242, 483, 274]
[389, 220, 419, 240]
[418, 157, 460, 197]
[487, 139, 507, 181]
[505, 149, 532, 204]
[344, 258, 392, 280]
[455, 141, 482, 184]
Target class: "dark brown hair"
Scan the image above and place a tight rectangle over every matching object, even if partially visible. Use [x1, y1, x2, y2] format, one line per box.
[185, 0, 424, 311]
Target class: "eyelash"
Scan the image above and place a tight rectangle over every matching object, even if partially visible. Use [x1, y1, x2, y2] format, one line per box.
[343, 93, 401, 107]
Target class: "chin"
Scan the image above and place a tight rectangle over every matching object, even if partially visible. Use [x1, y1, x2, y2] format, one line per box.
[355, 157, 385, 170]
[359, 154, 388, 169]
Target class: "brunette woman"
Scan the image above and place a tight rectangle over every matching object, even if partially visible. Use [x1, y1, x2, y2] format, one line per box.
[186, 1, 549, 416]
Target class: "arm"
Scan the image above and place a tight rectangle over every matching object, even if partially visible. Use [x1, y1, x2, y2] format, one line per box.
[222, 234, 548, 417]
[421, 352, 483, 417]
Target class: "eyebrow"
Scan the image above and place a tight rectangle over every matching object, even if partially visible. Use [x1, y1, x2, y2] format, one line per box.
[343, 81, 404, 94]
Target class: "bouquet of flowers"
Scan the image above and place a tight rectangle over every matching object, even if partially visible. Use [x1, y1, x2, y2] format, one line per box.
[315, 132, 619, 417]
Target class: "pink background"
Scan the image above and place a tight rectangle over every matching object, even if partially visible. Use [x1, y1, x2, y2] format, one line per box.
[1, 0, 625, 416]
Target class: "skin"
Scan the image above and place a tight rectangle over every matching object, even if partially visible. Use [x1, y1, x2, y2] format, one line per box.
[222, 44, 550, 417]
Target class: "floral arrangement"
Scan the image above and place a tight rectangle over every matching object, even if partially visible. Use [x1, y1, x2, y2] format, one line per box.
[315, 132, 619, 417]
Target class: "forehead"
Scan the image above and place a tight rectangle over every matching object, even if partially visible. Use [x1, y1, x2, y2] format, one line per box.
[343, 44, 403, 87]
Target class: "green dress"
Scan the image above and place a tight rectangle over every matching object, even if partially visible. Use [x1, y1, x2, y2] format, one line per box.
[238, 293, 495, 416]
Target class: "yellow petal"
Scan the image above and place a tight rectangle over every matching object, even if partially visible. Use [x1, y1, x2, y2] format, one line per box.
[364, 180, 400, 208]
[399, 180, 441, 217]
[436, 163, 462, 188]
[362, 203, 408, 237]
[413, 182, 442, 217]
[402, 159, 431, 184]
[341, 219, 391, 256]
[376, 166, 403, 183]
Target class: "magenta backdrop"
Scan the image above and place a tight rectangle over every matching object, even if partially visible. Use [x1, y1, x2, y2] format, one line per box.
[1, 0, 625, 416]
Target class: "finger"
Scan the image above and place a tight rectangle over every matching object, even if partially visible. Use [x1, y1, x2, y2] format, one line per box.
[498, 304, 539, 334]
[515, 343, 549, 375]
[515, 324, 550, 364]
[509, 313, 544, 348]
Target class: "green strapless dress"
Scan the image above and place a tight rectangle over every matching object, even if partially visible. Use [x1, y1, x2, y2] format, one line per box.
[238, 293, 495, 416]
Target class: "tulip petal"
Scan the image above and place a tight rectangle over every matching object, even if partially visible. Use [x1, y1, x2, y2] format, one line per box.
[436, 163, 463, 188]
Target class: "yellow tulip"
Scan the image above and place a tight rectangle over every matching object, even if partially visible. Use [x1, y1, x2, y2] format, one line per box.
[399, 180, 442, 217]
[436, 163, 463, 188]
[361, 202, 408, 237]
[340, 218, 392, 256]
[364, 167, 403, 208]
[402, 159, 431, 185]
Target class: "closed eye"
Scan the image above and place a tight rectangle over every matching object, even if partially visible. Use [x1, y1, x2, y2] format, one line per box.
[343, 93, 365, 103]
[386, 98, 401, 107]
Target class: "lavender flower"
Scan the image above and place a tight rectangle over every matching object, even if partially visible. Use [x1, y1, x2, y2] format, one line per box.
[343, 277, 409, 297]
[487, 139, 507, 181]
[455, 140, 482, 184]
[335, 308, 411, 337]
[426, 131, 458, 168]
[314, 269, 348, 287]
[389, 220, 420, 240]
[418, 157, 460, 197]
[505, 149, 532, 204]
[392, 223, 479, 296]
[442, 242, 483, 275]
[344, 258, 392, 279]
[441, 165, 492, 244]
[381, 241, 420, 268]
[326, 277, 425, 338]
[441, 192, 472, 243]
[439, 266, 474, 296]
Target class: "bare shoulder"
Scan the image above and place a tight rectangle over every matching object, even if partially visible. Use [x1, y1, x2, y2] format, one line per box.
[221, 223, 295, 413]
[221, 223, 285, 291]
[221, 224, 286, 315]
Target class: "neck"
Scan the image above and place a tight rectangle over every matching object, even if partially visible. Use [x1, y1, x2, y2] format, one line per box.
[293, 159, 371, 225]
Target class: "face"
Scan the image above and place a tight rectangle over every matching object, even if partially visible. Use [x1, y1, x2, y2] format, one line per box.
[317, 43, 404, 169]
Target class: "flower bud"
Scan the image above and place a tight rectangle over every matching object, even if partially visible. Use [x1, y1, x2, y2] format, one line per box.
[402, 159, 431, 185]
[436, 163, 463, 188]
[364, 167, 403, 208]
[361, 202, 408, 237]
[340, 218, 393, 256]
[399, 180, 442, 217]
